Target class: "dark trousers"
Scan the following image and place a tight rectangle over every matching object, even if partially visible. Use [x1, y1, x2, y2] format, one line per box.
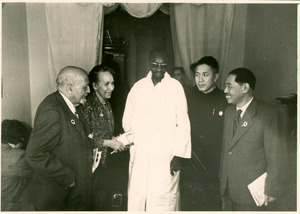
[91, 151, 129, 211]
[222, 187, 267, 211]
[180, 159, 222, 211]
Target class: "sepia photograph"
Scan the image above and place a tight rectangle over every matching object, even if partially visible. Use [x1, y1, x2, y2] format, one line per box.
[1, 1, 297, 212]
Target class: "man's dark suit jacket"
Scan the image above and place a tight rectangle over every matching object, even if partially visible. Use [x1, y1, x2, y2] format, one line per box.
[219, 98, 287, 205]
[25, 91, 94, 211]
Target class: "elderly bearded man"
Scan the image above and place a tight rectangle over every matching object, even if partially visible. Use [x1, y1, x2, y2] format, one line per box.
[24, 66, 93, 211]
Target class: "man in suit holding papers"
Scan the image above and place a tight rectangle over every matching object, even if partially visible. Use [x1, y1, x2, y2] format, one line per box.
[219, 67, 287, 211]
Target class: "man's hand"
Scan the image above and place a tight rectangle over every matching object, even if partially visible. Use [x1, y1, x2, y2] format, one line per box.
[262, 194, 277, 206]
[170, 156, 182, 176]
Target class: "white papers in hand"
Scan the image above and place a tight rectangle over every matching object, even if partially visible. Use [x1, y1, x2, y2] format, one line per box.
[110, 131, 134, 154]
[116, 131, 134, 145]
[247, 172, 267, 206]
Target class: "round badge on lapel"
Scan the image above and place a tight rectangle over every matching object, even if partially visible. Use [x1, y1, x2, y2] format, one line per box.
[242, 121, 248, 127]
[71, 119, 75, 125]
[219, 111, 223, 116]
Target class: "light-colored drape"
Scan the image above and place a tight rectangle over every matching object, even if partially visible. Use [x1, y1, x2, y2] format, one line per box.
[46, 3, 166, 91]
[104, 3, 164, 17]
[170, 4, 235, 87]
[120, 3, 162, 18]
[46, 3, 103, 91]
[45, 3, 234, 90]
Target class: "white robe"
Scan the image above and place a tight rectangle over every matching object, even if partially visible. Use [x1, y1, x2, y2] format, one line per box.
[122, 72, 191, 211]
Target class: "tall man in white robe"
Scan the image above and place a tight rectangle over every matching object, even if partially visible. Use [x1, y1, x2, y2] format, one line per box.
[122, 49, 191, 211]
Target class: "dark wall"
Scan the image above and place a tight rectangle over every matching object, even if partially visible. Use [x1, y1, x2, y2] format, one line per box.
[244, 4, 297, 107]
[104, 6, 173, 85]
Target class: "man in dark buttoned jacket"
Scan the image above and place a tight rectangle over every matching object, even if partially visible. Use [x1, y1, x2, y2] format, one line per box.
[219, 67, 287, 211]
[24, 66, 93, 211]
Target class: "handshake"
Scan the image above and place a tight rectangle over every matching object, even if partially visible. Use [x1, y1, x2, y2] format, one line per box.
[93, 131, 134, 173]
[110, 131, 134, 154]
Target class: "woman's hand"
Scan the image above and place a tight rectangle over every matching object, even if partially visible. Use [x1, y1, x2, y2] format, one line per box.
[104, 138, 126, 153]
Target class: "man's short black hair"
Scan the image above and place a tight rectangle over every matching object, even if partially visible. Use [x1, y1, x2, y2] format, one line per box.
[190, 56, 219, 74]
[149, 49, 168, 62]
[229, 67, 256, 90]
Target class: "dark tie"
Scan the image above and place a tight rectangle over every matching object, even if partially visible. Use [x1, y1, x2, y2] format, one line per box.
[233, 109, 242, 134]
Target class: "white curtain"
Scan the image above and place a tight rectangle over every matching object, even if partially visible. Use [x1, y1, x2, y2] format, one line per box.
[104, 3, 167, 17]
[170, 4, 235, 87]
[45, 3, 234, 89]
[120, 3, 162, 18]
[46, 3, 103, 91]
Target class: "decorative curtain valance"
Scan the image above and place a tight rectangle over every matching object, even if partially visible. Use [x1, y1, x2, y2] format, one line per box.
[120, 3, 163, 18]
[103, 3, 163, 17]
[102, 3, 205, 17]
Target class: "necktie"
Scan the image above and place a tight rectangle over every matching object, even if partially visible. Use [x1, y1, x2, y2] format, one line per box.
[233, 109, 242, 134]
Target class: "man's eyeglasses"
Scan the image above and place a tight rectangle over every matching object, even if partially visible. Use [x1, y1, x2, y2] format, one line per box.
[151, 62, 167, 70]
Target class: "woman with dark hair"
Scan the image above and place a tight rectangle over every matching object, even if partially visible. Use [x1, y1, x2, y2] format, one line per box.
[1, 119, 33, 211]
[78, 64, 128, 211]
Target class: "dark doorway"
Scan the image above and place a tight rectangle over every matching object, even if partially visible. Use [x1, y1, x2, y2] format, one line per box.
[103, 5, 173, 135]
[103, 6, 173, 87]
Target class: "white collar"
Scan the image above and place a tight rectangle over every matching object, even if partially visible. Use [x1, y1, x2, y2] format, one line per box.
[59, 91, 76, 115]
[146, 71, 170, 83]
[237, 96, 253, 118]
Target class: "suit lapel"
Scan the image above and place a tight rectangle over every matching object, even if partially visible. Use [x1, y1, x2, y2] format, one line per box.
[229, 98, 258, 150]
[76, 107, 92, 135]
[54, 91, 86, 135]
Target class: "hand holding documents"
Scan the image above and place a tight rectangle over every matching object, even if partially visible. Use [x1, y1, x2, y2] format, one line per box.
[117, 131, 134, 145]
[247, 172, 267, 206]
[111, 131, 134, 154]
